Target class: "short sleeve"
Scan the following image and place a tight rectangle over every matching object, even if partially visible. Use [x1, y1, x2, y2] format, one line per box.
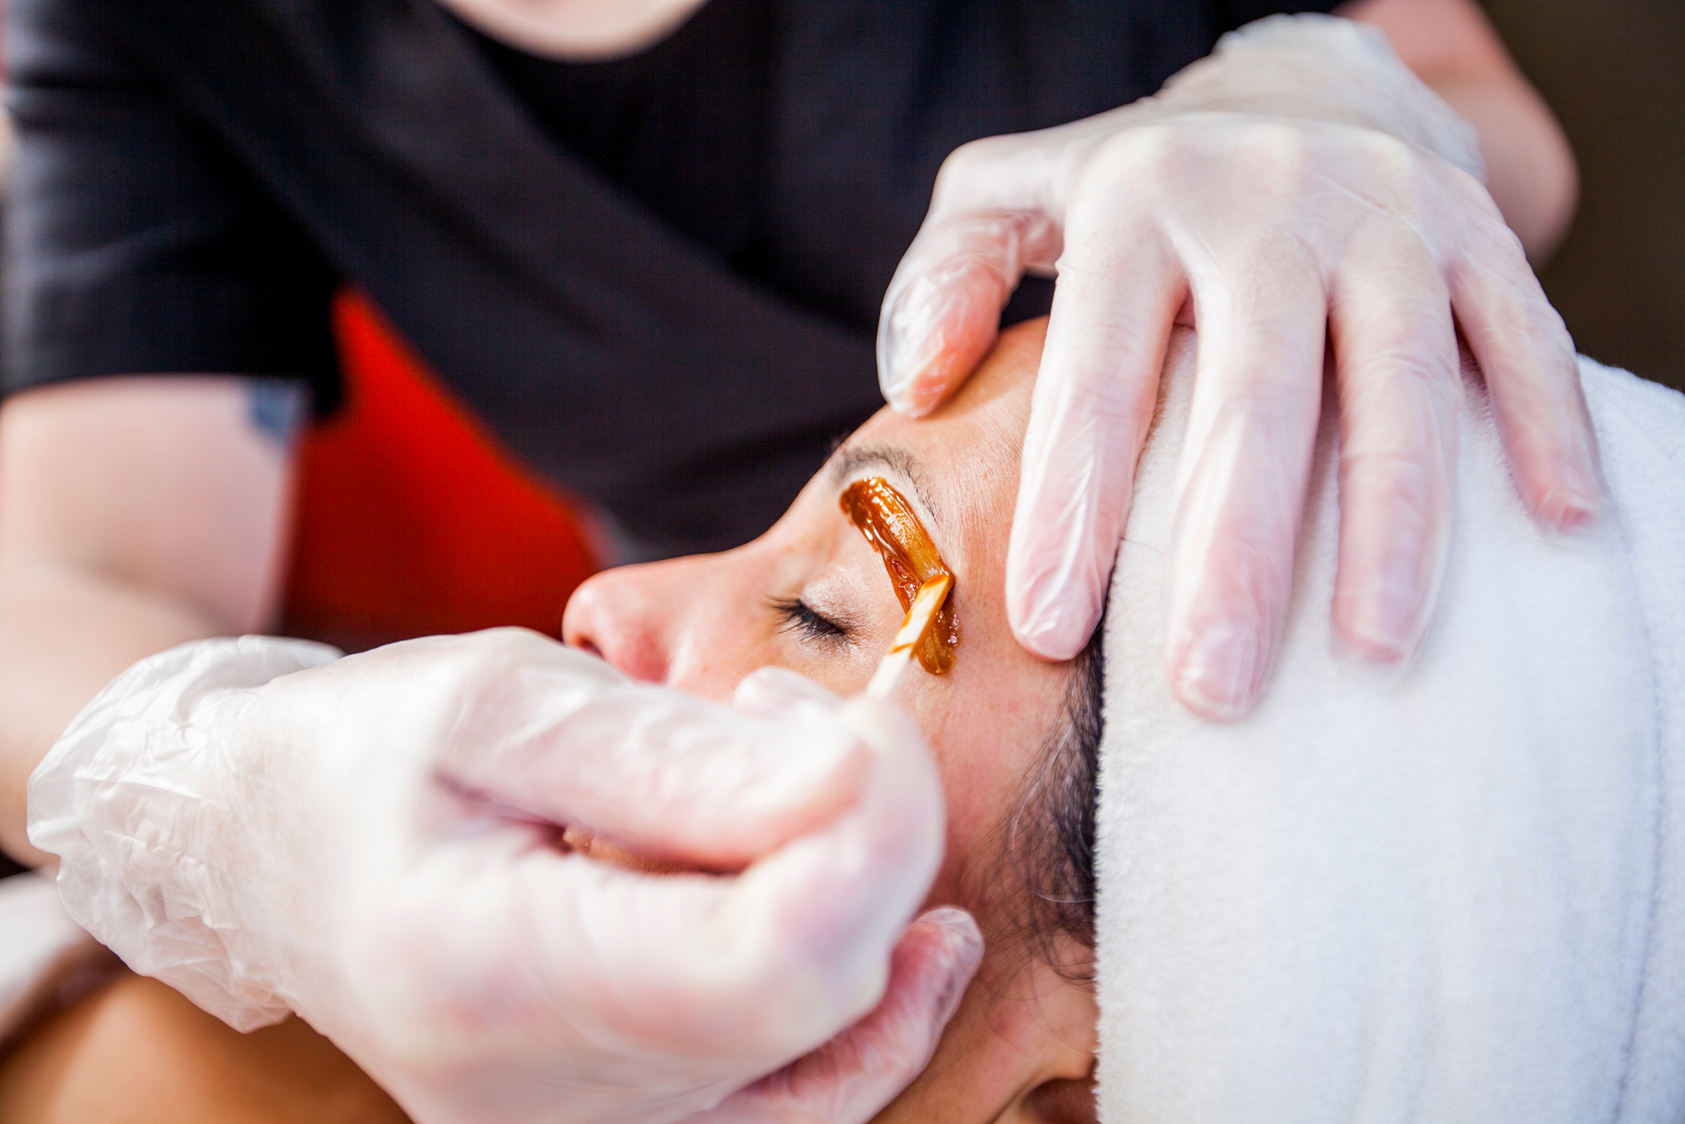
[2, 0, 342, 411]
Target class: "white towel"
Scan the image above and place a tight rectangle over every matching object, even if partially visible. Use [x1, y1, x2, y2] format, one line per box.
[1095, 330, 1685, 1123]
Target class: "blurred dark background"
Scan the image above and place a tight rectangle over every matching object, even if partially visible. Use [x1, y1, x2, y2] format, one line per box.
[1481, 0, 1683, 391]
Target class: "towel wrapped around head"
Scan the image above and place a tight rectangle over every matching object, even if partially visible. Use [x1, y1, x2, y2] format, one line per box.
[1095, 329, 1685, 1123]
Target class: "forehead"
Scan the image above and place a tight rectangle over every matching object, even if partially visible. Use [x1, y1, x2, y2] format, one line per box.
[827, 319, 1044, 543]
[861, 320, 1041, 455]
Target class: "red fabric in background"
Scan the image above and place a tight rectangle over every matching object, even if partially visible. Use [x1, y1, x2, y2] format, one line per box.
[283, 290, 598, 650]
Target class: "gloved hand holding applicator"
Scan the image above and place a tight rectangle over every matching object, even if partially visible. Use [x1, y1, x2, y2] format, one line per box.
[28, 628, 980, 1124]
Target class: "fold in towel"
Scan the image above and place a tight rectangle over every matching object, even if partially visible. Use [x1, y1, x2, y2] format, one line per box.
[1095, 331, 1684, 1123]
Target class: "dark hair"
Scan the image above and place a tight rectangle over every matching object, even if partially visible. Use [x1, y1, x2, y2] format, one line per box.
[981, 613, 1106, 981]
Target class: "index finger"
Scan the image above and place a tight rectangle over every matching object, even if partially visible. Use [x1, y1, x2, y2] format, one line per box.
[437, 632, 870, 871]
[1006, 231, 1183, 659]
[383, 695, 947, 1077]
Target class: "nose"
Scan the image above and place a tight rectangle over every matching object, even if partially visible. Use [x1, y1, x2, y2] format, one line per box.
[563, 552, 759, 696]
[562, 559, 690, 683]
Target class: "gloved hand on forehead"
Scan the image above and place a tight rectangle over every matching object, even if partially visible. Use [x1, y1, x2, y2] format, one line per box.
[28, 629, 981, 1124]
[879, 14, 1604, 719]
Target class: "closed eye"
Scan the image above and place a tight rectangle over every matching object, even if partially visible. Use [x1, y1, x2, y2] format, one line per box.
[770, 596, 851, 645]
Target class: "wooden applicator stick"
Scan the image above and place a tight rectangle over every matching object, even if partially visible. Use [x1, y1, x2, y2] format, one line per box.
[864, 573, 954, 699]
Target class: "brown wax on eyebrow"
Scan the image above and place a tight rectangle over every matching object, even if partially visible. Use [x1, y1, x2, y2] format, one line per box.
[839, 477, 961, 674]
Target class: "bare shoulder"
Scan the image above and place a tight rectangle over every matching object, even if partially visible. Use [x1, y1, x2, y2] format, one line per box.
[0, 970, 409, 1124]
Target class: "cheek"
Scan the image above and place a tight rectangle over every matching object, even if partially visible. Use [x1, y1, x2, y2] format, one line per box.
[907, 663, 1067, 920]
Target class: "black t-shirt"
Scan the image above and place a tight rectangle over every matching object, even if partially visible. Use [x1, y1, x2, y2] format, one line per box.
[454, 0, 775, 274]
[3, 0, 1337, 557]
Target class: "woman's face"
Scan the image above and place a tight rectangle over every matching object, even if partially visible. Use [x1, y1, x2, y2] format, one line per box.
[564, 320, 1100, 1123]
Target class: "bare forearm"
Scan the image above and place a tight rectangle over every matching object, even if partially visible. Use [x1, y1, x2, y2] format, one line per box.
[0, 377, 298, 866]
[1340, 0, 1578, 262]
[1420, 73, 1577, 262]
[0, 566, 223, 866]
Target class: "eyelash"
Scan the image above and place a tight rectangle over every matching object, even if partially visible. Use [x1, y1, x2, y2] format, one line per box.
[771, 597, 850, 644]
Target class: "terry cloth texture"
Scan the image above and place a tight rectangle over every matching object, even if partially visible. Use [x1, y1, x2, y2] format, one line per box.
[1095, 329, 1685, 1123]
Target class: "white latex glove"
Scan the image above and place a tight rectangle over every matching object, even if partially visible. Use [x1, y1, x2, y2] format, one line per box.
[879, 14, 1604, 718]
[28, 629, 981, 1124]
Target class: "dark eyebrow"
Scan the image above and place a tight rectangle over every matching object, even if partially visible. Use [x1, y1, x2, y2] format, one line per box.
[824, 443, 945, 532]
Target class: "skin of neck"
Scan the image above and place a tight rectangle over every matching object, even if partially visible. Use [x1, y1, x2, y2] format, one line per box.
[433, 0, 712, 59]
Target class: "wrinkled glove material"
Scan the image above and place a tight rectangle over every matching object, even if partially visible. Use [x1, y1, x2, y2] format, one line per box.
[29, 635, 341, 1030]
[881, 14, 1599, 724]
[27, 629, 974, 1124]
